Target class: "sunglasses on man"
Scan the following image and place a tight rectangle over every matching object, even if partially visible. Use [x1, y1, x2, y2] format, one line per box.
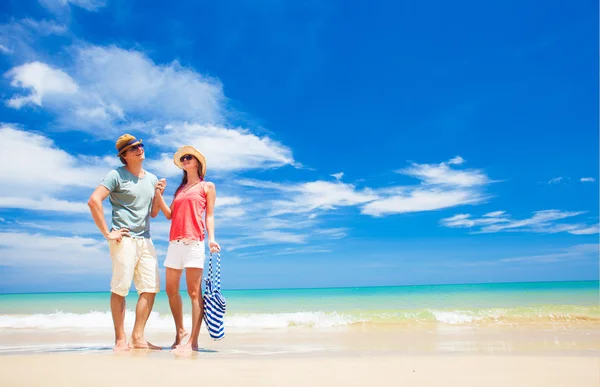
[128, 143, 144, 152]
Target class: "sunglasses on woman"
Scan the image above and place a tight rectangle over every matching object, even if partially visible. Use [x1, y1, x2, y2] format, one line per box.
[180, 154, 194, 162]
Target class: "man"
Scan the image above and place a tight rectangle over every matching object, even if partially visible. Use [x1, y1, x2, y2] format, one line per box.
[88, 134, 165, 351]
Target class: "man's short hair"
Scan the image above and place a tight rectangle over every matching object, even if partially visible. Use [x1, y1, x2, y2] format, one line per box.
[120, 156, 127, 165]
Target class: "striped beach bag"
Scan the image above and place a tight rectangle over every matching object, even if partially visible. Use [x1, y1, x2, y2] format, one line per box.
[203, 252, 226, 340]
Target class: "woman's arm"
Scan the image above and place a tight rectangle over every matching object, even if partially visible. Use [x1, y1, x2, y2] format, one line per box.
[204, 182, 220, 252]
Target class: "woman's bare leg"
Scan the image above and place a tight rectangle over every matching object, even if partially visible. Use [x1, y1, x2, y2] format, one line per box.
[173, 268, 203, 353]
[165, 268, 188, 349]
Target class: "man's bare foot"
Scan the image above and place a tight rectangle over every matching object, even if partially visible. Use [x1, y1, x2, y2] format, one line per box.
[171, 341, 198, 354]
[113, 339, 129, 352]
[129, 338, 162, 350]
[170, 330, 189, 349]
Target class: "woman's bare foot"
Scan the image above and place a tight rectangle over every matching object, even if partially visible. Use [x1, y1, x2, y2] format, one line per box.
[113, 338, 129, 352]
[171, 341, 198, 354]
[170, 330, 189, 349]
[129, 336, 162, 350]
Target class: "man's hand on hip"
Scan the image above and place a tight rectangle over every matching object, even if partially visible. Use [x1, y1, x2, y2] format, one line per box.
[106, 228, 130, 243]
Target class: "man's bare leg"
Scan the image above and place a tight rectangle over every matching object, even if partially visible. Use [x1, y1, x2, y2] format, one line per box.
[173, 268, 203, 354]
[166, 268, 188, 349]
[129, 292, 161, 350]
[110, 293, 129, 352]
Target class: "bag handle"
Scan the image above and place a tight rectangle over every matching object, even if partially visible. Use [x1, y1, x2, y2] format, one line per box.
[207, 252, 221, 292]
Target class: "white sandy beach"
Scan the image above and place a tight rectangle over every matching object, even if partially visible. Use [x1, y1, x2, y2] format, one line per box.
[0, 352, 598, 387]
[1, 325, 599, 387]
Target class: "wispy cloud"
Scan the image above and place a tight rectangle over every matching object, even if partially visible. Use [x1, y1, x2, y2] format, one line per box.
[5, 61, 78, 108]
[147, 123, 295, 176]
[547, 177, 564, 184]
[0, 125, 111, 212]
[580, 177, 596, 183]
[498, 244, 599, 264]
[0, 231, 108, 271]
[0, 18, 66, 60]
[235, 157, 494, 218]
[398, 158, 490, 187]
[362, 157, 492, 216]
[4, 44, 295, 175]
[238, 179, 377, 216]
[4, 45, 225, 131]
[38, 0, 107, 13]
[441, 209, 598, 235]
[448, 156, 465, 165]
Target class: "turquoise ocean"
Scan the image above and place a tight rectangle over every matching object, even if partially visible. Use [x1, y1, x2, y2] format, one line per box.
[1, 281, 598, 332]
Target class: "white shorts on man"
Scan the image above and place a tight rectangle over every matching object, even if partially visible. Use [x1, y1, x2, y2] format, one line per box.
[164, 239, 206, 269]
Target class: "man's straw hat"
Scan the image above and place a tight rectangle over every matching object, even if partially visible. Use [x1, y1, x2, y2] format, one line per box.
[116, 134, 143, 156]
[173, 145, 207, 176]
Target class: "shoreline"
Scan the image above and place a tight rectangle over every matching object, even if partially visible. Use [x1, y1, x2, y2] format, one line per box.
[1, 324, 598, 357]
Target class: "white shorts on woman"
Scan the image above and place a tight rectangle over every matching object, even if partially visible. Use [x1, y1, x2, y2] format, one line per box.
[164, 239, 206, 269]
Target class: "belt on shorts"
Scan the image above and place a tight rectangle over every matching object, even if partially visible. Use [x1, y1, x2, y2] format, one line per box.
[172, 239, 203, 246]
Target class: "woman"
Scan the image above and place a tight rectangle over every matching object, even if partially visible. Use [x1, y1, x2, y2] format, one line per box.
[154, 145, 221, 353]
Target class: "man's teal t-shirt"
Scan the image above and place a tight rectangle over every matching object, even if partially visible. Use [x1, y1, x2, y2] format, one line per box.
[101, 167, 158, 238]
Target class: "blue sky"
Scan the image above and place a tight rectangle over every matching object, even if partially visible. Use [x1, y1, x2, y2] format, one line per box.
[0, 0, 597, 293]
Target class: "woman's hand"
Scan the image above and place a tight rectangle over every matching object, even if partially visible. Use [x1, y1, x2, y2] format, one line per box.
[155, 178, 167, 194]
[209, 240, 221, 253]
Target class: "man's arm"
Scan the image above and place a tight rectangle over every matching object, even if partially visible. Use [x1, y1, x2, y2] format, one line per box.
[88, 185, 129, 241]
[154, 191, 173, 220]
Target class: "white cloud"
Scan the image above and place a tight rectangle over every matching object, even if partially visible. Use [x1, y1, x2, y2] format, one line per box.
[547, 177, 563, 184]
[0, 196, 88, 213]
[2, 42, 298, 179]
[147, 123, 295, 175]
[4, 46, 225, 131]
[5, 62, 78, 108]
[38, 0, 107, 12]
[398, 157, 489, 187]
[363, 188, 486, 217]
[238, 179, 377, 216]
[483, 211, 505, 217]
[441, 209, 597, 235]
[362, 157, 491, 216]
[331, 172, 344, 180]
[314, 227, 348, 239]
[217, 196, 243, 207]
[4, 47, 295, 175]
[0, 231, 108, 271]
[580, 177, 596, 183]
[70, 46, 225, 127]
[0, 18, 66, 60]
[481, 210, 585, 233]
[0, 125, 110, 212]
[256, 230, 307, 244]
[569, 224, 600, 235]
[448, 156, 465, 165]
[20, 19, 68, 35]
[235, 157, 493, 218]
[440, 212, 509, 228]
[498, 244, 599, 264]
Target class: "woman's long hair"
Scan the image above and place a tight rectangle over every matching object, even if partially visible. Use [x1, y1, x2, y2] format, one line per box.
[174, 157, 204, 197]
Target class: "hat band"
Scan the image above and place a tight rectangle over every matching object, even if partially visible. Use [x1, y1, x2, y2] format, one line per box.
[118, 139, 139, 153]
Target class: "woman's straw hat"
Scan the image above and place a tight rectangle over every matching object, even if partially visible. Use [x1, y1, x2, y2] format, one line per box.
[116, 134, 142, 156]
[173, 145, 207, 176]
